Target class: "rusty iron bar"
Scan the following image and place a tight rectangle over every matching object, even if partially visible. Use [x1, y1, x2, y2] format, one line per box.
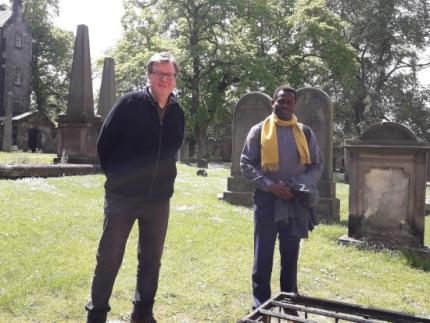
[271, 300, 376, 323]
[258, 309, 318, 323]
[239, 292, 430, 323]
[276, 293, 430, 322]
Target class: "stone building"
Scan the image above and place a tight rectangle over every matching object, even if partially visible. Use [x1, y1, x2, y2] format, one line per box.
[0, 110, 56, 152]
[0, 0, 32, 117]
[0, 1, 56, 152]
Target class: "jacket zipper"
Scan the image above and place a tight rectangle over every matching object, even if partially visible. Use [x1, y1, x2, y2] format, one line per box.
[149, 117, 163, 196]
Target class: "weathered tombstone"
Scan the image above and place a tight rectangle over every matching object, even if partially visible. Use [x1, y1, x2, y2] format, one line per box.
[223, 92, 272, 206]
[55, 25, 102, 164]
[295, 87, 340, 222]
[1, 92, 13, 151]
[97, 57, 116, 120]
[341, 122, 430, 254]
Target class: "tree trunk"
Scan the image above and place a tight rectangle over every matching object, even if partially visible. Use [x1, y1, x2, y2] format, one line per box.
[195, 126, 208, 160]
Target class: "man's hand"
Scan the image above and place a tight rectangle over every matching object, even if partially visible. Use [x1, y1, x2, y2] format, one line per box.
[269, 182, 295, 200]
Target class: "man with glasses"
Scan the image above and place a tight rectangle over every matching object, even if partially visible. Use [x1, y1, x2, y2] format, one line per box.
[86, 52, 184, 323]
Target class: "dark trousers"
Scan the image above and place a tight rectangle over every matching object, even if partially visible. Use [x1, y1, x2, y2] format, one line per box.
[85, 191, 170, 321]
[252, 192, 301, 309]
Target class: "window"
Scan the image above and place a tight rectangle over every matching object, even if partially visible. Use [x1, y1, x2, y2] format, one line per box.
[15, 33, 22, 48]
[13, 102, 19, 113]
[14, 67, 21, 85]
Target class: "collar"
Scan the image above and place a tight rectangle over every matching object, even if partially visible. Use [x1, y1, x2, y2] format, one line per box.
[146, 86, 176, 108]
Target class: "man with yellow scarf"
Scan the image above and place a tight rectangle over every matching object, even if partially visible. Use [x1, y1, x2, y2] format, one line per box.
[240, 85, 323, 315]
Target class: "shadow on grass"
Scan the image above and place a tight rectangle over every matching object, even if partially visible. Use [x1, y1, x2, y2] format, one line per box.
[336, 238, 430, 272]
[318, 218, 348, 227]
[339, 219, 348, 227]
[400, 250, 430, 272]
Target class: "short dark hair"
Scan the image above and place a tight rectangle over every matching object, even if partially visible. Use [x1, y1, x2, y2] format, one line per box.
[147, 52, 180, 74]
[272, 85, 297, 100]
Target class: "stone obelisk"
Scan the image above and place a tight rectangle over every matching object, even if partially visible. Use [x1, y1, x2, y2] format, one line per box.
[55, 25, 102, 164]
[97, 57, 116, 120]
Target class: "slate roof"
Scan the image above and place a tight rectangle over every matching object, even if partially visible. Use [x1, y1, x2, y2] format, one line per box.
[11, 111, 35, 120]
[0, 10, 11, 27]
[0, 111, 55, 126]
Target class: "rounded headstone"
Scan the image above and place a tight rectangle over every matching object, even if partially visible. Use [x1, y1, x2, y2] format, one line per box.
[360, 122, 418, 141]
[296, 87, 333, 182]
[230, 92, 272, 176]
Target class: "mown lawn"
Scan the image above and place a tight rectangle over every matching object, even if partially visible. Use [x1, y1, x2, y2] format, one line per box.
[0, 151, 56, 164]
[0, 157, 429, 322]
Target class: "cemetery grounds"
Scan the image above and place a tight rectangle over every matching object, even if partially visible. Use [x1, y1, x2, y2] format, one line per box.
[0, 152, 429, 322]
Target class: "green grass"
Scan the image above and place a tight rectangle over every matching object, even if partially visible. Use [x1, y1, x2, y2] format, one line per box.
[0, 151, 56, 164]
[0, 157, 429, 322]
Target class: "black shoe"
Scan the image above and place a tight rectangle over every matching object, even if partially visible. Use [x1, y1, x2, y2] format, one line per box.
[130, 317, 157, 323]
[86, 310, 107, 323]
[130, 303, 155, 323]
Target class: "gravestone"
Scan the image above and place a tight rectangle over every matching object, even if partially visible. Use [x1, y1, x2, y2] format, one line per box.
[295, 87, 340, 222]
[223, 92, 272, 206]
[97, 57, 116, 120]
[1, 92, 13, 151]
[342, 122, 430, 253]
[55, 25, 102, 164]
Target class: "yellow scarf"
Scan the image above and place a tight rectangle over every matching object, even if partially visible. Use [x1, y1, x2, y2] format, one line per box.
[260, 113, 311, 171]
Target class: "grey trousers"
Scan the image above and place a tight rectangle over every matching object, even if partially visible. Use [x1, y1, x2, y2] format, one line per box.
[85, 191, 170, 320]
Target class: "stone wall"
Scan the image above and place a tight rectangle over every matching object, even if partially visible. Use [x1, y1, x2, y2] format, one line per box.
[0, 11, 32, 116]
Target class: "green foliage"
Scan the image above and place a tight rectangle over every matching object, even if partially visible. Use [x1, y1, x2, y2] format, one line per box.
[112, 0, 430, 149]
[23, 0, 74, 120]
[389, 75, 430, 143]
[288, 0, 359, 88]
[327, 0, 430, 139]
[111, 0, 359, 158]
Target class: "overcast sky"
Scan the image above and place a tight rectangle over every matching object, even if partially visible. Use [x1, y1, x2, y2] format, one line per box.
[55, 0, 124, 60]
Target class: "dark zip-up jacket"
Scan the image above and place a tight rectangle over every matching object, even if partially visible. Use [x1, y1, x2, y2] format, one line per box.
[97, 87, 185, 200]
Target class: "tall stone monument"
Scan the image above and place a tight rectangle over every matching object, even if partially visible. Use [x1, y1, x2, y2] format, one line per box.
[296, 87, 340, 222]
[97, 57, 116, 120]
[56, 25, 102, 164]
[1, 92, 13, 151]
[223, 92, 272, 206]
[342, 122, 430, 254]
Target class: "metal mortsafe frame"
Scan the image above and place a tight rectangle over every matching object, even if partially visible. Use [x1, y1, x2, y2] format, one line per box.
[239, 292, 430, 323]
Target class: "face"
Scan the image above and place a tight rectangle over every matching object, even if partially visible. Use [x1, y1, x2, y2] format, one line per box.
[148, 61, 177, 100]
[272, 90, 296, 120]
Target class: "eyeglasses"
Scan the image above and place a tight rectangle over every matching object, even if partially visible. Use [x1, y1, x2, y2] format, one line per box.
[151, 70, 177, 80]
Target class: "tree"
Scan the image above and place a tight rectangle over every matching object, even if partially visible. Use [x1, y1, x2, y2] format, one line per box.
[113, 0, 242, 159]
[22, 0, 74, 120]
[326, 0, 430, 139]
[112, 0, 358, 159]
